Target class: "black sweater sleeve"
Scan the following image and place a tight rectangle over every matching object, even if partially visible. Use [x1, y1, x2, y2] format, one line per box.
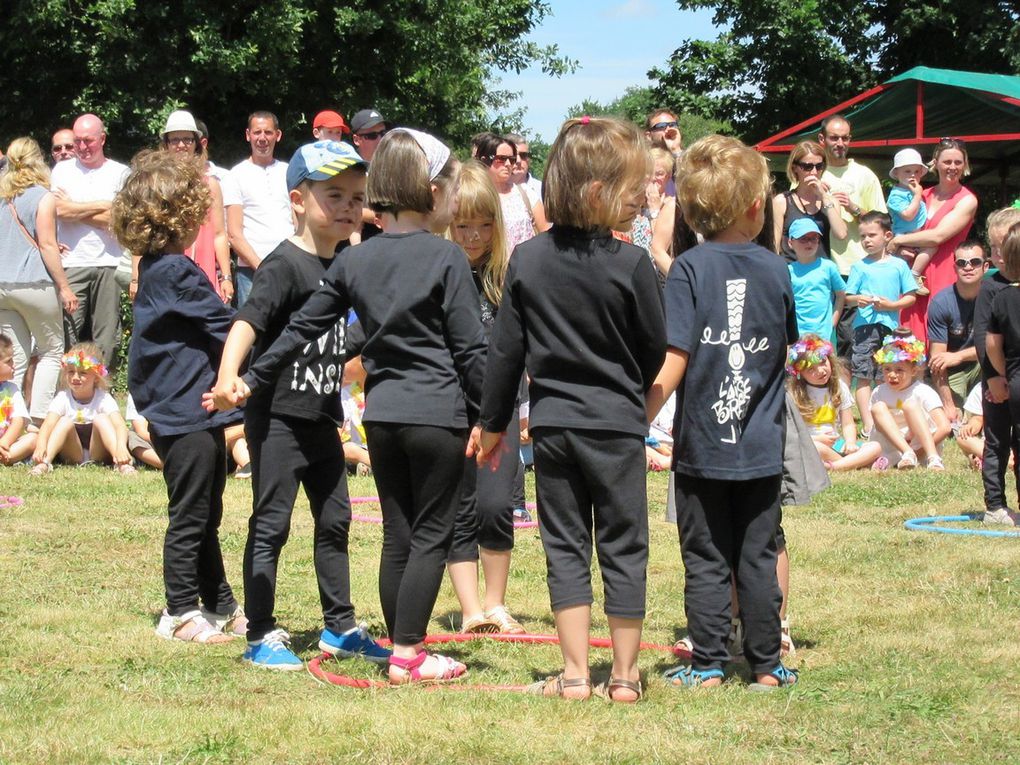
[242, 255, 351, 392]
[478, 259, 526, 433]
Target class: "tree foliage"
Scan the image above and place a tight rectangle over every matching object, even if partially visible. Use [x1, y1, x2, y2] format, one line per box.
[652, 0, 1020, 141]
[0, 0, 573, 164]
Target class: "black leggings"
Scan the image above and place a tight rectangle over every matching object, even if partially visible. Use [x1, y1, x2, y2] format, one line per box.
[151, 426, 237, 617]
[367, 422, 467, 644]
[981, 393, 1014, 512]
[449, 408, 519, 562]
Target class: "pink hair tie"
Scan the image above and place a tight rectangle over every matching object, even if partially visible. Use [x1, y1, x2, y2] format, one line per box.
[580, 116, 591, 125]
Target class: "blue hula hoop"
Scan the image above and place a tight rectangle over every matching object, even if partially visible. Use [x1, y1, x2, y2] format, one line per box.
[904, 514, 1020, 538]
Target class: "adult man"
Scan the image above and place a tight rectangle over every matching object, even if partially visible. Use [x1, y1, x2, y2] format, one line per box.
[818, 115, 887, 358]
[507, 133, 541, 199]
[51, 128, 75, 165]
[926, 240, 986, 422]
[350, 108, 387, 162]
[51, 114, 128, 367]
[312, 110, 349, 141]
[645, 108, 682, 157]
[223, 111, 293, 306]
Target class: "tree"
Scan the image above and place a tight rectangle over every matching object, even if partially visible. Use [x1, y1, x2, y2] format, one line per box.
[651, 0, 1020, 142]
[0, 0, 573, 163]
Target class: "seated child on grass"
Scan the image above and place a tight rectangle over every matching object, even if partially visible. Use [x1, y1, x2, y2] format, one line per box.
[0, 333, 37, 465]
[30, 342, 134, 476]
[869, 331, 951, 471]
[886, 149, 934, 295]
[124, 393, 162, 469]
[955, 383, 985, 469]
[786, 334, 881, 471]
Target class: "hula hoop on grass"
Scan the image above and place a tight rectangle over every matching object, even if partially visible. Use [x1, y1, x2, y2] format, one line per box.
[904, 514, 1020, 538]
[0, 496, 25, 509]
[306, 631, 683, 692]
[350, 496, 539, 529]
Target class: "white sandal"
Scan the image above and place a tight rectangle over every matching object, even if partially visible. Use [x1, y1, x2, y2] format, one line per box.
[155, 609, 233, 644]
[484, 605, 526, 635]
[201, 606, 248, 637]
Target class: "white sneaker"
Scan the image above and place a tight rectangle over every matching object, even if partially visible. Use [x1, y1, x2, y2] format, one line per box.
[982, 508, 1016, 527]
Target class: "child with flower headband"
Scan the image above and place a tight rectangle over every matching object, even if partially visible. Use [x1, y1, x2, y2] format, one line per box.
[30, 341, 133, 475]
[0, 332, 37, 465]
[786, 334, 881, 471]
[868, 330, 950, 470]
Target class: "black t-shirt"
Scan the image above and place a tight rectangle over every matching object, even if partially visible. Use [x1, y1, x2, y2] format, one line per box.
[973, 272, 1012, 380]
[665, 241, 798, 480]
[236, 240, 345, 434]
[478, 226, 666, 437]
[988, 284, 1020, 380]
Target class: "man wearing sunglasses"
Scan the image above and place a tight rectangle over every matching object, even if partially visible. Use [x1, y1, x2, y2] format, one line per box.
[350, 108, 387, 162]
[507, 132, 542, 200]
[926, 240, 986, 423]
[51, 128, 75, 165]
[645, 109, 683, 158]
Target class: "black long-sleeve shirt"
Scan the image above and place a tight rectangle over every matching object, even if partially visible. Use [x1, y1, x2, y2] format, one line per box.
[479, 227, 666, 436]
[243, 231, 487, 428]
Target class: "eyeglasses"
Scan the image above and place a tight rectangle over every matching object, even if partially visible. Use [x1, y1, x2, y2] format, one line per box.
[650, 121, 678, 132]
[357, 130, 387, 140]
[796, 161, 825, 171]
[52, 143, 74, 152]
[955, 257, 985, 269]
[516, 152, 531, 161]
[482, 154, 517, 167]
[164, 136, 196, 146]
[939, 137, 967, 148]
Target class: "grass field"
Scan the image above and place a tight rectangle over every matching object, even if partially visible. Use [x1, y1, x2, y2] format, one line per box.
[1, 448, 1018, 764]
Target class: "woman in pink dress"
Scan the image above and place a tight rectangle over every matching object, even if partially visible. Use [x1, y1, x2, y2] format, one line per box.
[893, 139, 977, 343]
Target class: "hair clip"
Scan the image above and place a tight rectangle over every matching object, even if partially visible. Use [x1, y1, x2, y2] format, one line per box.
[580, 116, 591, 125]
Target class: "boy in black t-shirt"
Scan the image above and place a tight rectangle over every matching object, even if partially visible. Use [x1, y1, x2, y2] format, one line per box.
[646, 135, 800, 690]
[207, 141, 390, 669]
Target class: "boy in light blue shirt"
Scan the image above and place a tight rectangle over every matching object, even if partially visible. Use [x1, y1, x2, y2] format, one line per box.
[787, 218, 846, 342]
[846, 211, 917, 434]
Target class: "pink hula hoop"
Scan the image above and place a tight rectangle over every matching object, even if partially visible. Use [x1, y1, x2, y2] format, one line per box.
[350, 496, 538, 529]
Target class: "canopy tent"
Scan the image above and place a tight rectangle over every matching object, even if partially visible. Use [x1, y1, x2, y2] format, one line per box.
[755, 67, 1020, 195]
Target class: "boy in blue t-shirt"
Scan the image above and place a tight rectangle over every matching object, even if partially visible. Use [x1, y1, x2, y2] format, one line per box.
[647, 135, 799, 691]
[787, 218, 846, 342]
[845, 211, 917, 434]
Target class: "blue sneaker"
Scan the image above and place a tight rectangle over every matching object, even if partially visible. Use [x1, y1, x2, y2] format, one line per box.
[319, 622, 391, 664]
[513, 507, 532, 523]
[243, 629, 303, 671]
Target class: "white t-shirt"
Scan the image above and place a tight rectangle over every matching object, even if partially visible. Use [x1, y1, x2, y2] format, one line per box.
[51, 158, 129, 268]
[650, 393, 676, 445]
[1, 380, 30, 436]
[222, 159, 293, 262]
[869, 380, 942, 440]
[963, 383, 983, 417]
[48, 388, 119, 424]
[804, 380, 853, 439]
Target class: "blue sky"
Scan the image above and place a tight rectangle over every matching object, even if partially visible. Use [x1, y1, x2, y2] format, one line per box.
[493, 0, 720, 141]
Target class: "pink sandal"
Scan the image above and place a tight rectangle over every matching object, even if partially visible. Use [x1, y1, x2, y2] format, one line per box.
[388, 650, 467, 685]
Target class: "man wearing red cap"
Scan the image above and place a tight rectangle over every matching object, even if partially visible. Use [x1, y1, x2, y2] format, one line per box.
[312, 111, 349, 142]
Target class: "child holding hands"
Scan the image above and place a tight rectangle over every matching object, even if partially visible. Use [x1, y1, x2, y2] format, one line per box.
[477, 116, 666, 702]
[646, 134, 799, 691]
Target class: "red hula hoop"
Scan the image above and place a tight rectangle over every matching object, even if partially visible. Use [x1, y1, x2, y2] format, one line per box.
[350, 496, 539, 529]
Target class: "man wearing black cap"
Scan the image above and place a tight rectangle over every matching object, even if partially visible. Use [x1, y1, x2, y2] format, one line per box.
[350, 109, 387, 162]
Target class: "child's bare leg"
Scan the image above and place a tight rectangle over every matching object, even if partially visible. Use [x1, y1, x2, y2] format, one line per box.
[957, 436, 984, 467]
[607, 615, 642, 701]
[132, 445, 162, 469]
[343, 442, 371, 468]
[230, 436, 250, 469]
[777, 546, 789, 620]
[855, 378, 874, 434]
[553, 604, 592, 696]
[812, 439, 842, 462]
[479, 548, 511, 612]
[51, 419, 83, 464]
[829, 441, 883, 470]
[90, 414, 119, 465]
[912, 249, 933, 278]
[900, 400, 938, 460]
[871, 402, 911, 455]
[7, 432, 38, 463]
[447, 560, 485, 623]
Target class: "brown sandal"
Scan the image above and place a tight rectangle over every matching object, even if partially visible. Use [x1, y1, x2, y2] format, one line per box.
[525, 674, 591, 700]
[594, 677, 643, 703]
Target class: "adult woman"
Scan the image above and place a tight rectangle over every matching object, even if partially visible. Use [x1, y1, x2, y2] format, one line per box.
[772, 141, 847, 261]
[475, 134, 549, 254]
[0, 138, 78, 422]
[893, 139, 977, 343]
[132, 110, 233, 303]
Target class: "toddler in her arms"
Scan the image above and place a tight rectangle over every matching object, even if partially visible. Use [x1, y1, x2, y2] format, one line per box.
[887, 149, 934, 295]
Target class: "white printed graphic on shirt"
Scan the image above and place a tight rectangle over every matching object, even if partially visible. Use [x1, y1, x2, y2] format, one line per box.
[289, 319, 346, 395]
[703, 279, 770, 444]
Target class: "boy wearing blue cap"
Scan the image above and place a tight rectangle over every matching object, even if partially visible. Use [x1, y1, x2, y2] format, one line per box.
[787, 218, 846, 342]
[207, 141, 390, 669]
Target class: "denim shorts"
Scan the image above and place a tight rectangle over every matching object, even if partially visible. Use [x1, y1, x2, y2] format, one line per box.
[850, 323, 892, 380]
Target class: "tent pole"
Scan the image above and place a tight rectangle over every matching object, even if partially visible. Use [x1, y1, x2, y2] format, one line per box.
[916, 82, 925, 139]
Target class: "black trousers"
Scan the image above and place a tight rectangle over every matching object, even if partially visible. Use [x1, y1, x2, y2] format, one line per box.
[367, 422, 467, 645]
[532, 427, 648, 619]
[151, 427, 237, 617]
[981, 393, 1014, 512]
[674, 472, 783, 674]
[244, 416, 354, 641]
[449, 408, 519, 562]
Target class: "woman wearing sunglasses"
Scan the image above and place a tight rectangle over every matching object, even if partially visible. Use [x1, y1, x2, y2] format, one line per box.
[476, 133, 549, 254]
[772, 140, 847, 262]
[893, 138, 978, 343]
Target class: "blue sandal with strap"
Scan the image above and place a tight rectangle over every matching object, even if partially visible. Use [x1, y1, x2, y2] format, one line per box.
[663, 665, 725, 688]
[748, 664, 798, 692]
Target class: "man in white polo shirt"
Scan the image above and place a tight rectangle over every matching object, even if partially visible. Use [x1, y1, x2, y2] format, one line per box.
[51, 113, 129, 367]
[223, 110, 294, 306]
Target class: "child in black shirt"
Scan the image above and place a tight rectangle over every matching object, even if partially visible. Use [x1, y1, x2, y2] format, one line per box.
[646, 135, 800, 690]
[477, 116, 666, 702]
[116, 151, 243, 644]
[222, 129, 486, 684]
[208, 141, 389, 670]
